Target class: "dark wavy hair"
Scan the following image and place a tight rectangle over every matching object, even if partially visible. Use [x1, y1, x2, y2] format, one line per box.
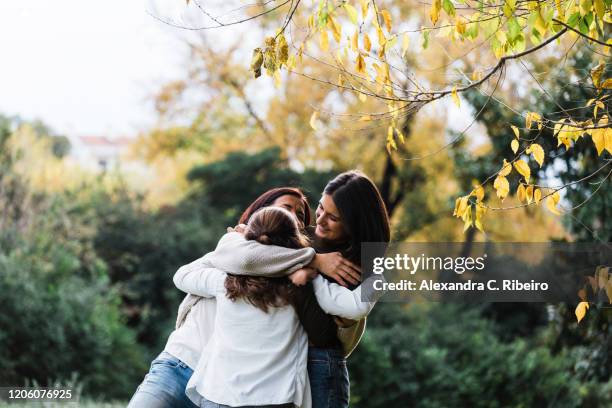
[225, 207, 310, 312]
[238, 187, 311, 228]
[321, 170, 391, 265]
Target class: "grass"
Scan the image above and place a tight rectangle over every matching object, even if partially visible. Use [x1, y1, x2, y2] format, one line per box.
[0, 401, 126, 408]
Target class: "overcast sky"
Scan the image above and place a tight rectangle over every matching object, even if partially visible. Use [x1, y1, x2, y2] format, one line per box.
[0, 1, 473, 141]
[0, 0, 191, 137]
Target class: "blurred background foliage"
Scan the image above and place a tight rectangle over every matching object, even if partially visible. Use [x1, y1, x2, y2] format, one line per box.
[0, 28, 610, 407]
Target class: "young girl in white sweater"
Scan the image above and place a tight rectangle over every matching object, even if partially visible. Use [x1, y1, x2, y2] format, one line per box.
[185, 206, 312, 408]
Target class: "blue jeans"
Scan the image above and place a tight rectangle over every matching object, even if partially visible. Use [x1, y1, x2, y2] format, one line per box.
[307, 347, 349, 408]
[128, 351, 197, 408]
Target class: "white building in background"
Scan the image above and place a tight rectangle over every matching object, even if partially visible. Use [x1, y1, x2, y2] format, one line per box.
[68, 135, 132, 172]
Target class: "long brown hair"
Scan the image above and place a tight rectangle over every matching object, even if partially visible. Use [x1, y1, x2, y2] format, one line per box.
[319, 170, 391, 266]
[238, 187, 311, 228]
[225, 207, 309, 312]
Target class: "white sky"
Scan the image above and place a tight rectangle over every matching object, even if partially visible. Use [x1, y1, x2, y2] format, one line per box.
[0, 0, 473, 141]
[0, 0, 190, 137]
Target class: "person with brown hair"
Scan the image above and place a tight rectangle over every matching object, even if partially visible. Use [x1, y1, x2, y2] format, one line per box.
[184, 206, 313, 408]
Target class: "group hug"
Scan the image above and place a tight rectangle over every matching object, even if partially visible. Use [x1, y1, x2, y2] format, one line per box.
[127, 170, 391, 408]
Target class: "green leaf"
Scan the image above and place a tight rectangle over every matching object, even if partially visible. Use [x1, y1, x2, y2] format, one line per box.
[566, 12, 581, 28]
[578, 16, 589, 34]
[422, 30, 430, 49]
[442, 0, 456, 17]
[507, 17, 521, 42]
[512, 34, 526, 52]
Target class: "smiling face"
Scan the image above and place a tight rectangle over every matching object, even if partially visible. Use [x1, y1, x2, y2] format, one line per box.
[272, 194, 307, 229]
[315, 193, 347, 242]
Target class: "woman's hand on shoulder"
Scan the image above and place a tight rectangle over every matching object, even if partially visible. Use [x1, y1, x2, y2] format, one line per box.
[311, 252, 361, 287]
[226, 223, 247, 233]
[289, 267, 318, 286]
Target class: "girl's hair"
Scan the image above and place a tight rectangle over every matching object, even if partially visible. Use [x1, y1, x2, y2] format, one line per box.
[238, 187, 311, 227]
[321, 170, 391, 265]
[225, 207, 309, 312]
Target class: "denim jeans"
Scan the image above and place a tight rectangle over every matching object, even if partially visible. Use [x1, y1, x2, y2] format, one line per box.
[127, 351, 197, 408]
[307, 347, 349, 408]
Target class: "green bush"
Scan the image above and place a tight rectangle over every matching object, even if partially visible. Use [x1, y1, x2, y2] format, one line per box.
[348, 303, 605, 408]
[0, 235, 147, 399]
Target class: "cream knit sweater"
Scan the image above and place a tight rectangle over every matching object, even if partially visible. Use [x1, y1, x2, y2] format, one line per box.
[173, 232, 380, 359]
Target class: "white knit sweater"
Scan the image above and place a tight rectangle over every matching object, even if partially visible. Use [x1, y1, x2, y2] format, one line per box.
[164, 232, 315, 370]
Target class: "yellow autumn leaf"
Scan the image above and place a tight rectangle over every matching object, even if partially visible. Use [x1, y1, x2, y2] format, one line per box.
[534, 188, 542, 204]
[463, 205, 473, 232]
[591, 61, 605, 88]
[351, 30, 359, 51]
[456, 15, 467, 35]
[499, 159, 512, 177]
[381, 9, 392, 32]
[250, 48, 264, 78]
[511, 125, 520, 139]
[594, 0, 605, 19]
[526, 185, 534, 204]
[309, 111, 319, 130]
[387, 125, 395, 145]
[530, 143, 545, 167]
[320, 29, 329, 52]
[557, 128, 572, 150]
[356, 53, 366, 74]
[344, 3, 359, 24]
[575, 301, 589, 323]
[511, 139, 519, 154]
[386, 127, 397, 153]
[471, 185, 485, 202]
[359, 0, 369, 18]
[453, 197, 462, 217]
[363, 33, 372, 52]
[327, 16, 342, 43]
[451, 86, 460, 108]
[494, 175, 510, 201]
[546, 191, 561, 215]
[474, 203, 486, 232]
[396, 127, 406, 144]
[513, 159, 531, 183]
[591, 129, 606, 155]
[277, 34, 289, 66]
[601, 79, 612, 89]
[430, 0, 442, 25]
[517, 183, 526, 203]
[525, 112, 542, 129]
[454, 195, 469, 218]
[376, 25, 386, 48]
